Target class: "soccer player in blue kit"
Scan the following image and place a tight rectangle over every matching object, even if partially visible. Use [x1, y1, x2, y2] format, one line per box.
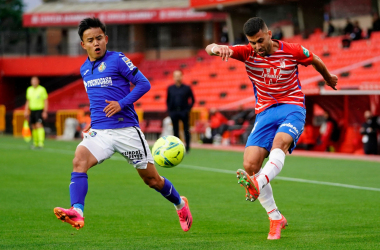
[54, 17, 192, 232]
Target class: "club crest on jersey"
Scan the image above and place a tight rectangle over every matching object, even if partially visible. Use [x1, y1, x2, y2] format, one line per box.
[280, 58, 286, 69]
[262, 67, 282, 85]
[301, 46, 310, 57]
[98, 62, 106, 72]
[122, 57, 136, 70]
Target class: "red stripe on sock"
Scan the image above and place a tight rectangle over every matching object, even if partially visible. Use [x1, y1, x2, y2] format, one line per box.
[267, 209, 276, 214]
[265, 175, 269, 183]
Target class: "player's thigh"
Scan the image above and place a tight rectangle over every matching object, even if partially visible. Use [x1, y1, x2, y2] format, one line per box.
[275, 105, 306, 153]
[272, 132, 294, 153]
[245, 109, 278, 152]
[73, 145, 99, 172]
[243, 146, 269, 175]
[78, 129, 114, 166]
[113, 127, 154, 169]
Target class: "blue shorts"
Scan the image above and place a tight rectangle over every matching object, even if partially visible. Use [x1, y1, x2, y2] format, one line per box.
[246, 104, 306, 154]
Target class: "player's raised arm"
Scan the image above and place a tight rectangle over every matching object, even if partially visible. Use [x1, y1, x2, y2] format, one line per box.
[311, 54, 338, 90]
[205, 43, 234, 61]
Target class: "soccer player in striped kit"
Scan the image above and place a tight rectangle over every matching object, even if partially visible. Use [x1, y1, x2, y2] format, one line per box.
[54, 17, 192, 232]
[206, 17, 338, 239]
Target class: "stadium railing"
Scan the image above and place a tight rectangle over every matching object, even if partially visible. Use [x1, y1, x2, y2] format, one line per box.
[12, 110, 24, 136]
[0, 105, 5, 133]
[55, 108, 144, 136]
[56, 110, 82, 136]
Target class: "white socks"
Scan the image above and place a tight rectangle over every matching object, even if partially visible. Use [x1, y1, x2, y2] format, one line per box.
[175, 198, 185, 210]
[256, 148, 285, 189]
[250, 148, 286, 221]
[258, 183, 282, 220]
[252, 169, 282, 220]
[73, 207, 84, 217]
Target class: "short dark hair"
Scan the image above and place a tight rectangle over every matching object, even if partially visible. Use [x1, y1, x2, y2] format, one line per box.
[243, 17, 267, 36]
[78, 17, 106, 41]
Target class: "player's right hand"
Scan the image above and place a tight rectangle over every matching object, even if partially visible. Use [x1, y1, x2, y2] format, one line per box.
[213, 45, 234, 62]
[83, 124, 91, 133]
[326, 74, 338, 90]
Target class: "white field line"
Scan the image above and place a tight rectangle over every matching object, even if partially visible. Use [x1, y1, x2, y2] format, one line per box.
[179, 164, 380, 192]
[3, 144, 380, 192]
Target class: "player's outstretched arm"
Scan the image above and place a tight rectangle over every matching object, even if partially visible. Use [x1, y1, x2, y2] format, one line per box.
[205, 43, 234, 62]
[311, 54, 338, 90]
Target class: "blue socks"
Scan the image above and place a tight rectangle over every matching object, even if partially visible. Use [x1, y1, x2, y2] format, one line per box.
[69, 173, 180, 211]
[157, 177, 181, 205]
[70, 172, 88, 212]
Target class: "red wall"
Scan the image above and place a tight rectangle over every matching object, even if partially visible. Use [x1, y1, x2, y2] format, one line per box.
[0, 53, 144, 110]
[0, 53, 144, 77]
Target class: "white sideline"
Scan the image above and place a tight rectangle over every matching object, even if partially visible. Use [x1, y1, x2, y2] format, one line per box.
[4, 144, 380, 192]
[179, 164, 380, 192]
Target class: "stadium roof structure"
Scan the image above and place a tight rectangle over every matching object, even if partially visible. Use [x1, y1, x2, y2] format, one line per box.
[23, 0, 227, 27]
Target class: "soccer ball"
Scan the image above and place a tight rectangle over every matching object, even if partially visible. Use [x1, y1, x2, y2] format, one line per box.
[151, 135, 186, 168]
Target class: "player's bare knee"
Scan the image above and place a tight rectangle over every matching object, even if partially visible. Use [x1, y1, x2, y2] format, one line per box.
[72, 156, 89, 173]
[243, 159, 261, 175]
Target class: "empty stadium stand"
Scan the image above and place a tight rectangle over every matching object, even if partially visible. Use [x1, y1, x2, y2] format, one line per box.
[43, 32, 380, 152]
[48, 31, 380, 113]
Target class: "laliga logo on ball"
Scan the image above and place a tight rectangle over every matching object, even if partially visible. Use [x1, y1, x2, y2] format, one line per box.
[152, 135, 186, 168]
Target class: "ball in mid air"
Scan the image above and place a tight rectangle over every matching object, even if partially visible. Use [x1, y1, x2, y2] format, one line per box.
[151, 135, 186, 168]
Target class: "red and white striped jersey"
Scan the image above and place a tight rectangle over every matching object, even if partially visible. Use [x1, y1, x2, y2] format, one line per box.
[229, 40, 313, 114]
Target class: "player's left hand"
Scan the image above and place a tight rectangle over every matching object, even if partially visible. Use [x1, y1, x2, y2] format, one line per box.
[104, 100, 121, 117]
[326, 74, 338, 90]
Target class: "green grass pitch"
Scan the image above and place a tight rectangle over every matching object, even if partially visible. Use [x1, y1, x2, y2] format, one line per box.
[1, 136, 379, 249]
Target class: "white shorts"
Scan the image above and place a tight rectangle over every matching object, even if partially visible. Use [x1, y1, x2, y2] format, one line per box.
[78, 126, 154, 169]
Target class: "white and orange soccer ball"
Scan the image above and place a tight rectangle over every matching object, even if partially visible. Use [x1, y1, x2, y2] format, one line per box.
[151, 135, 186, 168]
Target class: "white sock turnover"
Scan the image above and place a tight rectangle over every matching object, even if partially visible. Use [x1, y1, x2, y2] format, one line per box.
[175, 198, 185, 210]
[256, 148, 285, 189]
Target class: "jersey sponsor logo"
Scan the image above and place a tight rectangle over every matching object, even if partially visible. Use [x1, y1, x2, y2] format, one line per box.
[301, 46, 310, 57]
[98, 62, 107, 72]
[83, 77, 113, 91]
[83, 69, 89, 76]
[262, 67, 282, 85]
[122, 57, 136, 70]
[122, 150, 143, 160]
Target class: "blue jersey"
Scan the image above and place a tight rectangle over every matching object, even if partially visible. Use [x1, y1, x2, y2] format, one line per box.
[80, 51, 150, 129]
